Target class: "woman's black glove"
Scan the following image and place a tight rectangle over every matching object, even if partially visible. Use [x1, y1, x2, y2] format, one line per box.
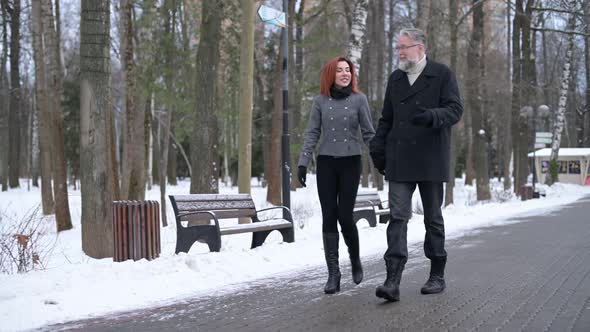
[297, 166, 307, 187]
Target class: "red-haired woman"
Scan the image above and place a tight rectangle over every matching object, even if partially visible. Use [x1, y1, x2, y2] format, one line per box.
[297, 57, 375, 294]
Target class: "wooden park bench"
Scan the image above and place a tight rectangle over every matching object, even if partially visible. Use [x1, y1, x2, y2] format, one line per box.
[169, 194, 294, 253]
[353, 191, 390, 227]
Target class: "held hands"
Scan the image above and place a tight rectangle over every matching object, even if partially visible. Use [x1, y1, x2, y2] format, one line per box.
[297, 166, 307, 187]
[370, 153, 386, 176]
[412, 107, 434, 127]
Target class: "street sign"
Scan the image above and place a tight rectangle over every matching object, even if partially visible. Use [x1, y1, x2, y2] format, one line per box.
[534, 143, 547, 149]
[257, 5, 286, 28]
[535, 132, 552, 139]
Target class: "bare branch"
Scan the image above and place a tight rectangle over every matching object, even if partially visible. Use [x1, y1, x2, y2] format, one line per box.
[531, 26, 590, 37]
[531, 6, 586, 16]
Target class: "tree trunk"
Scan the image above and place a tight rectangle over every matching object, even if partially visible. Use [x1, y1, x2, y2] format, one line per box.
[43, 0, 72, 230]
[445, 0, 458, 206]
[347, 0, 368, 76]
[31, 0, 55, 214]
[7, 0, 21, 188]
[167, 139, 178, 185]
[237, 0, 255, 202]
[0, 0, 8, 191]
[510, 0, 523, 193]
[546, 0, 578, 185]
[415, 0, 430, 32]
[585, 0, 590, 147]
[80, 0, 118, 258]
[120, 0, 146, 201]
[267, 47, 283, 206]
[502, 0, 513, 191]
[468, 0, 490, 200]
[190, 0, 222, 194]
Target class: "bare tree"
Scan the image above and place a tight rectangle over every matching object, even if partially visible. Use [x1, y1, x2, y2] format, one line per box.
[267, 46, 283, 205]
[4, 0, 21, 188]
[0, 0, 8, 191]
[42, 0, 72, 230]
[467, 0, 491, 200]
[545, 0, 579, 185]
[120, 0, 146, 201]
[80, 0, 119, 258]
[584, 0, 590, 146]
[237, 0, 255, 203]
[445, 0, 459, 206]
[31, 0, 54, 214]
[190, 1, 222, 194]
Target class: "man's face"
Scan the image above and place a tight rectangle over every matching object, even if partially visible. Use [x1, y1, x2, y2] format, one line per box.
[334, 61, 351, 88]
[397, 35, 424, 71]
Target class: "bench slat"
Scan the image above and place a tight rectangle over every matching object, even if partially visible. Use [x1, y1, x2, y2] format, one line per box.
[173, 194, 252, 202]
[219, 220, 292, 235]
[180, 209, 256, 223]
[175, 200, 256, 212]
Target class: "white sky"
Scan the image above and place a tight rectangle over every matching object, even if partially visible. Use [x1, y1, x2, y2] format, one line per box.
[1, 177, 590, 332]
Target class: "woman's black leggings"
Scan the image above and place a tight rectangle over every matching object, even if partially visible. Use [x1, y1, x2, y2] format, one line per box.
[316, 155, 361, 234]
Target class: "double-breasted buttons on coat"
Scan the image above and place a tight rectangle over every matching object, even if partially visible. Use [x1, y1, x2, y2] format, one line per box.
[298, 93, 376, 167]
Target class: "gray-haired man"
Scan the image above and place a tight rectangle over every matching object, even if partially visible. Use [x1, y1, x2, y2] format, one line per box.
[370, 28, 463, 302]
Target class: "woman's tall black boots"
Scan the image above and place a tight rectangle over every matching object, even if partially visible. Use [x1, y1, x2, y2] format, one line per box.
[322, 233, 341, 294]
[342, 229, 363, 284]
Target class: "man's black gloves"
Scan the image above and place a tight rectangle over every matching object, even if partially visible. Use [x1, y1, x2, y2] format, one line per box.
[412, 107, 434, 127]
[370, 153, 386, 176]
[297, 166, 307, 187]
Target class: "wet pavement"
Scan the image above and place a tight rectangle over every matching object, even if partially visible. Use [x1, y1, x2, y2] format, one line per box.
[41, 195, 590, 331]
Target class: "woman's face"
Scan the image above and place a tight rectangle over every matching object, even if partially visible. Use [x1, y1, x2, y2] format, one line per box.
[334, 61, 351, 88]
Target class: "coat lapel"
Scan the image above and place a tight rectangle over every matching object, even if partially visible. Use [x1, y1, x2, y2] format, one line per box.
[400, 75, 429, 101]
[399, 59, 438, 102]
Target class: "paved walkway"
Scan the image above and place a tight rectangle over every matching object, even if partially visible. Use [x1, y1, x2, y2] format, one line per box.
[43, 195, 590, 331]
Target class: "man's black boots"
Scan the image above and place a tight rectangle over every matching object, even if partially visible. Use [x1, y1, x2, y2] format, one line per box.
[375, 260, 403, 302]
[421, 258, 446, 294]
[342, 229, 363, 284]
[323, 233, 341, 294]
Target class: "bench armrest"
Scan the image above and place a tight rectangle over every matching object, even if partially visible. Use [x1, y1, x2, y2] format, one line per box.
[176, 211, 220, 228]
[256, 206, 293, 223]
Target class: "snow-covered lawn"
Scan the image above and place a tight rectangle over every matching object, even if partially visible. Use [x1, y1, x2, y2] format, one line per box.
[1, 177, 589, 332]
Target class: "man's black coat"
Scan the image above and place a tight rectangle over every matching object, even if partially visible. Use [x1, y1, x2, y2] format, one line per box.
[370, 59, 463, 182]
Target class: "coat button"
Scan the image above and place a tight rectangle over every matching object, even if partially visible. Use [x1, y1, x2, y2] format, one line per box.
[344, 139, 347, 142]
[330, 117, 334, 120]
[333, 139, 337, 142]
[401, 102, 405, 105]
[329, 107, 333, 110]
[344, 117, 347, 120]
[345, 106, 348, 109]
[344, 128, 347, 131]
[332, 128, 335, 131]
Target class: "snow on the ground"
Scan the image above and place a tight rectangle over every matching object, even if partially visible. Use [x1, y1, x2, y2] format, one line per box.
[1, 177, 589, 332]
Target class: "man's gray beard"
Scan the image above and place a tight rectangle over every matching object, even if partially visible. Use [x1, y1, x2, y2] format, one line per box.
[399, 59, 417, 72]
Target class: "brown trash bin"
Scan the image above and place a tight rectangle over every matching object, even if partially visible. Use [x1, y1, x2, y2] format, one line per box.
[520, 185, 534, 201]
[112, 200, 161, 262]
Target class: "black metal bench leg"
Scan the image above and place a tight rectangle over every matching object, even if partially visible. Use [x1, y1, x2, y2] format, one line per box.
[251, 230, 272, 249]
[175, 226, 221, 253]
[280, 227, 295, 243]
[354, 210, 377, 227]
[175, 231, 196, 254]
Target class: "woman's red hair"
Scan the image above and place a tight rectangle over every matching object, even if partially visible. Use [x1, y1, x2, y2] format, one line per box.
[319, 57, 361, 97]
